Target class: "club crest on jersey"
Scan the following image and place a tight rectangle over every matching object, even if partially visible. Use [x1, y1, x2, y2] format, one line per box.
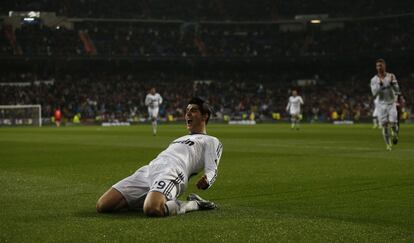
[171, 139, 195, 146]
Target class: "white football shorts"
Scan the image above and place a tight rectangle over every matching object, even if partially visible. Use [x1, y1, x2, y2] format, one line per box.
[378, 103, 397, 124]
[373, 105, 379, 117]
[148, 107, 159, 119]
[289, 108, 301, 117]
[112, 158, 186, 209]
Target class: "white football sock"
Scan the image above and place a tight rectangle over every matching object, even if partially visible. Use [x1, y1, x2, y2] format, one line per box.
[382, 127, 391, 145]
[152, 120, 157, 134]
[391, 124, 398, 136]
[291, 117, 296, 128]
[164, 200, 199, 216]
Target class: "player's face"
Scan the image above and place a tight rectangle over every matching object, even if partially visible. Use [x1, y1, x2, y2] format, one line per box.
[185, 104, 206, 133]
[292, 90, 297, 96]
[376, 62, 386, 74]
[150, 88, 156, 95]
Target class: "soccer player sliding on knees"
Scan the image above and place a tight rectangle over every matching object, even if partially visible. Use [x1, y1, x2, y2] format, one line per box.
[96, 97, 223, 217]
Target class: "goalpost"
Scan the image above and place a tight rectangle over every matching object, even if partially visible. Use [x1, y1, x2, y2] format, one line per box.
[0, 105, 42, 127]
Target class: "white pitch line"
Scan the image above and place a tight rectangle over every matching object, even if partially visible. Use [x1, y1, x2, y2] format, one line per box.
[259, 143, 414, 152]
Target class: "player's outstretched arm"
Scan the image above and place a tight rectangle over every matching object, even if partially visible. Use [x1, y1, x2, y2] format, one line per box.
[202, 139, 222, 189]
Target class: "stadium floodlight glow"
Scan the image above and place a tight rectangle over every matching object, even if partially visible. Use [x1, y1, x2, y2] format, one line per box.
[9, 11, 40, 17]
[27, 11, 40, 18]
[310, 19, 321, 24]
[23, 17, 35, 22]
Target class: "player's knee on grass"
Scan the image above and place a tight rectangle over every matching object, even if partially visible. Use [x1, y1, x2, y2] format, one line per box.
[96, 200, 109, 213]
[143, 204, 165, 217]
[96, 188, 126, 213]
[143, 192, 167, 217]
[96, 195, 116, 213]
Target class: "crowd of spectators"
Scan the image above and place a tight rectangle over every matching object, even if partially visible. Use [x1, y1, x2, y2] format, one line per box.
[199, 19, 414, 57]
[1, 17, 413, 58]
[2, 0, 413, 20]
[14, 24, 83, 56]
[1, 70, 413, 124]
[1, 3, 413, 124]
[78, 22, 198, 57]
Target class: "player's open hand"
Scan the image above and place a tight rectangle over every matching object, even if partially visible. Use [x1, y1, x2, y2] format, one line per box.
[196, 175, 209, 190]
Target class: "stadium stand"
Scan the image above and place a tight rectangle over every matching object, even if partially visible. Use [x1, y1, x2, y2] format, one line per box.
[1, 69, 412, 123]
[1, 18, 413, 57]
[2, 0, 413, 19]
[0, 1, 413, 124]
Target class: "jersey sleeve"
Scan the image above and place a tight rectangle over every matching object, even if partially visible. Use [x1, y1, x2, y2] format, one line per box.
[370, 78, 380, 97]
[158, 94, 163, 104]
[286, 98, 291, 111]
[390, 73, 400, 94]
[145, 95, 151, 106]
[203, 138, 223, 188]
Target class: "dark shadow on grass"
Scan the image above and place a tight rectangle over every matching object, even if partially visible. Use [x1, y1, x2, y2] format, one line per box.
[74, 209, 149, 219]
[212, 181, 414, 202]
[74, 207, 216, 219]
[276, 209, 414, 231]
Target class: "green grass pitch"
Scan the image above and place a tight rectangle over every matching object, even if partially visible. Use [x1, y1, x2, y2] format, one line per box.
[1, 124, 413, 242]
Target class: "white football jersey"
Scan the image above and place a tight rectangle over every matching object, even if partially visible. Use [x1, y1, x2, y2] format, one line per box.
[286, 96, 304, 114]
[145, 93, 163, 109]
[374, 96, 379, 107]
[151, 134, 223, 188]
[370, 73, 400, 105]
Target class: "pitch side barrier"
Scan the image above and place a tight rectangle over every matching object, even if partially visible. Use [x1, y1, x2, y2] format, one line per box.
[19, 117, 411, 127]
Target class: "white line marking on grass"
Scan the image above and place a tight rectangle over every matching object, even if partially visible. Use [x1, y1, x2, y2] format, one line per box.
[259, 143, 414, 152]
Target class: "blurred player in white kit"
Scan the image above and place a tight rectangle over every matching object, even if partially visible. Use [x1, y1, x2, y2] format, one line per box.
[370, 59, 400, 151]
[96, 97, 223, 217]
[286, 89, 304, 130]
[145, 87, 163, 135]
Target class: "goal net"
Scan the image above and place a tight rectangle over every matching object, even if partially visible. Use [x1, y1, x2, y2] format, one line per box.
[0, 105, 42, 127]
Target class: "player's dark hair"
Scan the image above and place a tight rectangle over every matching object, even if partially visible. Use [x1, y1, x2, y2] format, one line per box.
[376, 58, 386, 64]
[188, 97, 212, 125]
